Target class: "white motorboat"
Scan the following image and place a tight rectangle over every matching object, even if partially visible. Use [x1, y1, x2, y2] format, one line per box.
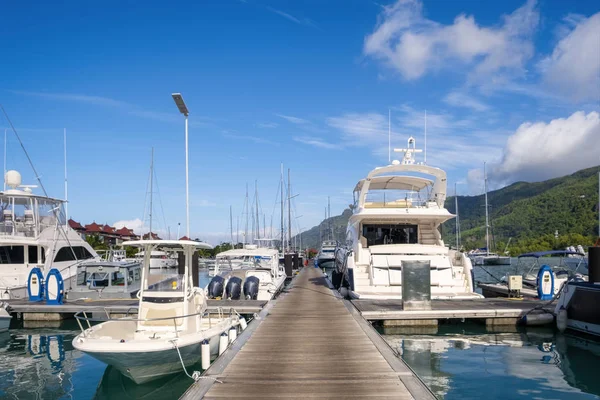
[0, 302, 10, 332]
[0, 170, 100, 299]
[72, 240, 241, 384]
[316, 240, 336, 269]
[555, 279, 600, 338]
[207, 245, 286, 301]
[133, 250, 178, 270]
[333, 137, 481, 300]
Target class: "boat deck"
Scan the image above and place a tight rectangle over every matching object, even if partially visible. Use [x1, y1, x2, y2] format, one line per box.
[180, 267, 433, 399]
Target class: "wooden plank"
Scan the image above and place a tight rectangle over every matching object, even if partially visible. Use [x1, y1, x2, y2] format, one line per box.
[181, 267, 434, 400]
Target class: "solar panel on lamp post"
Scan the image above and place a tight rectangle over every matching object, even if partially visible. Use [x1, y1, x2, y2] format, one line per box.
[172, 93, 190, 238]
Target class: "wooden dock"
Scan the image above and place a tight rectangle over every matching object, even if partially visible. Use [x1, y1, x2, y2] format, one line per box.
[181, 267, 434, 399]
[353, 297, 552, 324]
[5, 299, 266, 318]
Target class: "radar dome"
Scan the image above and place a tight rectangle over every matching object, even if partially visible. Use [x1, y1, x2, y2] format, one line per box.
[5, 170, 22, 189]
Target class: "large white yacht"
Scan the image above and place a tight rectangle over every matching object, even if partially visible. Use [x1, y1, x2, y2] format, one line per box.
[0, 170, 99, 299]
[333, 137, 480, 300]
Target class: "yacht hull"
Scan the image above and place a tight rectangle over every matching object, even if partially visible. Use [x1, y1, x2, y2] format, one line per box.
[556, 281, 600, 338]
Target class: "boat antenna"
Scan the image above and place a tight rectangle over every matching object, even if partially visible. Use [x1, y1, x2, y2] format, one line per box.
[64, 128, 68, 224]
[388, 108, 391, 164]
[424, 109, 427, 164]
[455, 183, 460, 251]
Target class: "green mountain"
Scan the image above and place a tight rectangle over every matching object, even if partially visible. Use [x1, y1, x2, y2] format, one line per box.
[295, 166, 599, 254]
[444, 166, 600, 255]
[294, 208, 352, 250]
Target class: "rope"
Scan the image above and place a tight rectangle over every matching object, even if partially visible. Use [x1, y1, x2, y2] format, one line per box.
[170, 339, 223, 383]
[475, 264, 503, 283]
[522, 279, 569, 317]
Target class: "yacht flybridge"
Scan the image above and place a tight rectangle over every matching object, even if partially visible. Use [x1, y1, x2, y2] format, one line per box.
[333, 137, 480, 300]
[73, 240, 241, 384]
[0, 170, 99, 299]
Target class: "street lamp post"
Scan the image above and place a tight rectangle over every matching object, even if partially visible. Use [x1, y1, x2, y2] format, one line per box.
[171, 93, 190, 238]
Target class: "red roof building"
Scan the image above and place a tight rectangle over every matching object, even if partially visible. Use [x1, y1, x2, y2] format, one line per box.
[143, 232, 161, 240]
[84, 222, 102, 233]
[179, 236, 190, 241]
[68, 219, 84, 231]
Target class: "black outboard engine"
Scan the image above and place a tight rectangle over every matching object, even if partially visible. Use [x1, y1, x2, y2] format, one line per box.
[243, 276, 260, 300]
[207, 276, 225, 299]
[225, 276, 242, 300]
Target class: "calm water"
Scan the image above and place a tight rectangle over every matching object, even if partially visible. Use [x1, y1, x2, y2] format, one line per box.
[380, 324, 600, 399]
[2, 267, 598, 399]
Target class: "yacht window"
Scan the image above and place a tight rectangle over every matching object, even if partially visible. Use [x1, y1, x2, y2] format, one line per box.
[28, 246, 38, 264]
[112, 270, 125, 286]
[76, 270, 87, 285]
[322, 249, 334, 253]
[89, 272, 109, 287]
[362, 224, 418, 247]
[54, 246, 94, 262]
[0, 245, 25, 264]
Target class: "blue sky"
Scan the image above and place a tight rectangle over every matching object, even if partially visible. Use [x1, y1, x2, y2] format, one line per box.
[1, 0, 599, 244]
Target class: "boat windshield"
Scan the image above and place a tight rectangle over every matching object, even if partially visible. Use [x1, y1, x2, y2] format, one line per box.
[145, 274, 185, 292]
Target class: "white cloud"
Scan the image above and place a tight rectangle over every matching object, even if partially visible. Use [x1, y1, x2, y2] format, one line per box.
[256, 122, 279, 129]
[539, 12, 600, 102]
[487, 111, 600, 184]
[443, 91, 490, 112]
[222, 132, 279, 146]
[363, 0, 539, 82]
[293, 136, 338, 149]
[266, 7, 318, 28]
[276, 114, 309, 124]
[113, 218, 145, 234]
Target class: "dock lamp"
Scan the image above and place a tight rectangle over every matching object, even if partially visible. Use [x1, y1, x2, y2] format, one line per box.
[172, 93, 190, 238]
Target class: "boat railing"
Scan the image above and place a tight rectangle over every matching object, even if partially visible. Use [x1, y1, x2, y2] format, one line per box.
[73, 306, 239, 338]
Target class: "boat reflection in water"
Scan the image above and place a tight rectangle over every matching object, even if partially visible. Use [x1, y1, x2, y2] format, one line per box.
[94, 365, 196, 400]
[0, 330, 82, 399]
[380, 324, 600, 399]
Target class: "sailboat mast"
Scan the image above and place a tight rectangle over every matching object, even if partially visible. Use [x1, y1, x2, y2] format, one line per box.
[328, 196, 331, 240]
[64, 128, 68, 224]
[3, 129, 6, 191]
[280, 164, 284, 252]
[484, 162, 490, 256]
[244, 183, 249, 246]
[287, 168, 292, 252]
[149, 147, 154, 236]
[230, 205, 233, 246]
[255, 180, 260, 240]
[455, 183, 460, 251]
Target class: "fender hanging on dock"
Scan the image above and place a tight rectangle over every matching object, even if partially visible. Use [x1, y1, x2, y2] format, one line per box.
[537, 264, 554, 301]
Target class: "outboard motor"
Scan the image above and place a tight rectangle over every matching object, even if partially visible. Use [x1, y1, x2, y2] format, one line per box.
[243, 276, 260, 300]
[225, 276, 242, 300]
[207, 276, 225, 299]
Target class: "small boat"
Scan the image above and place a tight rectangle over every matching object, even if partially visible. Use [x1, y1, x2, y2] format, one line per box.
[67, 261, 143, 300]
[133, 250, 178, 270]
[555, 279, 600, 338]
[207, 245, 286, 301]
[517, 250, 588, 294]
[0, 302, 10, 332]
[316, 240, 336, 269]
[72, 240, 242, 384]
